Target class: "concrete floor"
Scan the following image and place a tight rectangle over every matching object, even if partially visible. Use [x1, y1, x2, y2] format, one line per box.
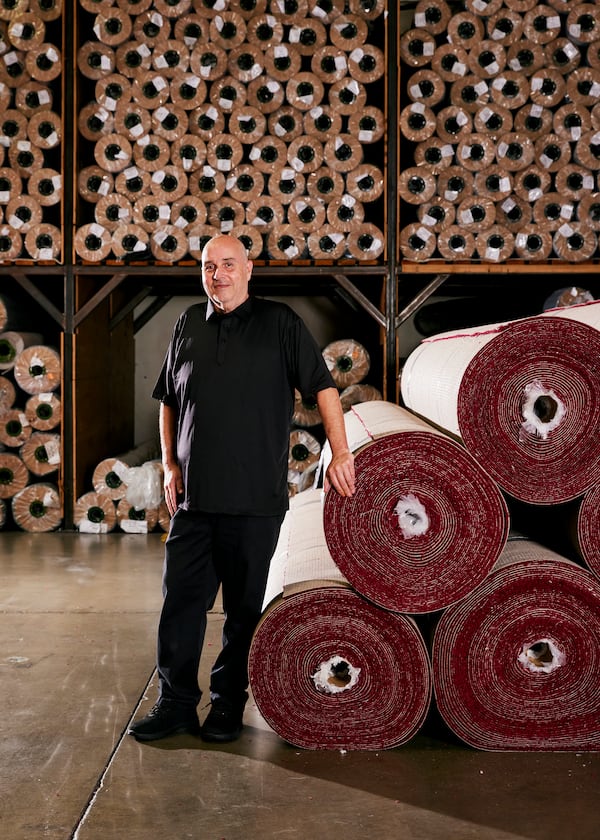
[1, 532, 598, 840]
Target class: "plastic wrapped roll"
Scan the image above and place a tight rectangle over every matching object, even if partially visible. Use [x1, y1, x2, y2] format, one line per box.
[267, 106, 303, 142]
[266, 225, 306, 260]
[114, 166, 152, 200]
[95, 73, 131, 113]
[567, 68, 600, 110]
[322, 401, 508, 613]
[307, 228, 346, 259]
[555, 164, 595, 201]
[0, 374, 15, 409]
[435, 105, 472, 144]
[0, 451, 28, 499]
[27, 111, 61, 150]
[344, 164, 383, 204]
[553, 104, 591, 142]
[413, 0, 452, 35]
[8, 142, 44, 179]
[288, 429, 321, 474]
[0, 110, 28, 147]
[535, 133, 571, 172]
[287, 196, 327, 232]
[287, 17, 326, 56]
[533, 193, 575, 231]
[246, 75, 284, 114]
[229, 224, 263, 259]
[111, 223, 150, 260]
[437, 225, 476, 260]
[249, 493, 432, 751]
[188, 165, 226, 201]
[345, 224, 384, 260]
[24, 392, 60, 431]
[20, 431, 60, 477]
[94, 133, 132, 173]
[112, 103, 151, 145]
[207, 197, 245, 232]
[574, 129, 600, 169]
[93, 8, 133, 46]
[245, 196, 285, 231]
[150, 166, 188, 202]
[545, 37, 582, 73]
[513, 103, 553, 138]
[78, 103, 113, 143]
[414, 137, 454, 174]
[284, 72, 324, 113]
[326, 194, 364, 232]
[188, 103, 225, 140]
[401, 301, 600, 503]
[433, 539, 600, 750]
[496, 195, 532, 230]
[506, 41, 545, 75]
[11, 482, 61, 532]
[457, 195, 496, 231]
[77, 41, 115, 80]
[27, 168, 61, 206]
[74, 223, 112, 262]
[339, 383, 382, 412]
[347, 43, 384, 84]
[150, 225, 188, 262]
[225, 164, 264, 202]
[431, 44, 469, 84]
[588, 40, 600, 70]
[151, 39, 190, 77]
[13, 344, 60, 395]
[577, 192, 600, 229]
[486, 8, 524, 45]
[496, 131, 535, 171]
[24, 224, 61, 262]
[226, 106, 264, 146]
[32, 0, 62, 20]
[456, 133, 496, 171]
[311, 45, 348, 84]
[205, 132, 244, 172]
[446, 11, 484, 51]
[170, 135, 206, 174]
[407, 69, 446, 109]
[6, 196, 42, 233]
[578, 484, 600, 580]
[553, 222, 597, 262]
[513, 165, 551, 202]
[450, 75, 490, 114]
[130, 72, 170, 110]
[169, 72, 206, 110]
[417, 197, 456, 231]
[328, 78, 366, 116]
[490, 70, 529, 110]
[475, 224, 515, 261]
[566, 3, 600, 43]
[262, 43, 301, 82]
[323, 133, 363, 173]
[0, 408, 32, 447]
[169, 196, 206, 231]
[248, 135, 288, 172]
[284, 134, 322, 174]
[189, 43, 228, 82]
[530, 69, 566, 108]
[400, 28, 436, 68]
[400, 102, 436, 143]
[0, 50, 29, 88]
[0, 225, 22, 260]
[467, 40, 507, 79]
[187, 223, 220, 259]
[116, 498, 158, 533]
[436, 166, 474, 202]
[330, 13, 368, 50]
[523, 5, 562, 44]
[74, 491, 117, 533]
[293, 389, 321, 427]
[0, 331, 42, 371]
[514, 225, 553, 260]
[78, 164, 109, 203]
[132, 10, 168, 45]
[245, 12, 284, 50]
[115, 40, 152, 75]
[268, 166, 305, 204]
[132, 196, 171, 231]
[25, 43, 62, 82]
[398, 167, 437, 205]
[400, 223, 437, 261]
[151, 104, 188, 144]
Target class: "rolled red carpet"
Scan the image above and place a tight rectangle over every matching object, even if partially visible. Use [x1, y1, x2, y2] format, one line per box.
[577, 483, 600, 582]
[432, 539, 600, 751]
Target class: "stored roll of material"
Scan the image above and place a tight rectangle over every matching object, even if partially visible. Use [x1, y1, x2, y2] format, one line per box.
[401, 301, 600, 503]
[170, 196, 207, 231]
[323, 133, 362, 173]
[285, 72, 324, 113]
[11, 482, 61, 532]
[486, 8, 524, 45]
[0, 50, 29, 88]
[408, 69, 446, 109]
[287, 134, 324, 174]
[414, 0, 452, 35]
[346, 224, 384, 260]
[288, 196, 327, 232]
[245, 196, 285, 231]
[20, 431, 60, 476]
[345, 163, 384, 202]
[530, 69, 566, 108]
[553, 103, 591, 142]
[267, 106, 305, 143]
[13, 345, 60, 395]
[150, 225, 188, 262]
[567, 3, 600, 43]
[293, 389, 322, 428]
[400, 223, 437, 261]
[93, 8, 133, 46]
[437, 166, 474, 202]
[545, 37, 582, 73]
[287, 17, 327, 56]
[78, 103, 114, 143]
[400, 102, 436, 143]
[513, 165, 551, 202]
[533, 192, 575, 230]
[0, 374, 15, 409]
[0, 110, 28, 145]
[347, 105, 384, 145]
[95, 193, 133, 231]
[468, 40, 507, 79]
[450, 75, 490, 114]
[24, 392, 60, 431]
[339, 383, 383, 412]
[311, 45, 348, 84]
[0, 168, 22, 205]
[553, 223, 598, 262]
[417, 197, 456, 231]
[437, 225, 476, 260]
[577, 192, 600, 229]
[496, 132, 535, 171]
[246, 12, 285, 50]
[347, 43, 384, 84]
[328, 78, 367, 116]
[228, 105, 266, 145]
[436, 105, 472, 144]
[447, 11, 484, 51]
[249, 489, 432, 751]
[32, 0, 62, 20]
[171, 133, 207, 173]
[575, 130, 600, 169]
[188, 103, 226, 141]
[208, 196, 245, 232]
[456, 134, 495, 171]
[323, 339, 370, 388]
[465, 0, 504, 14]
[322, 401, 509, 613]
[513, 103, 553, 138]
[490, 71, 529, 110]
[588, 40, 600, 70]
[0, 451, 28, 499]
[151, 39, 190, 77]
[268, 166, 305, 204]
[495, 195, 532, 231]
[189, 43, 227, 82]
[206, 132, 243, 172]
[187, 223, 221, 259]
[27, 111, 61, 150]
[431, 44, 469, 83]
[555, 164, 595, 201]
[0, 408, 32, 448]
[432, 539, 600, 751]
[266, 225, 306, 260]
[414, 137, 454, 174]
[0, 331, 43, 371]
[130, 72, 170, 111]
[578, 484, 600, 581]
[457, 195, 496, 231]
[398, 167, 437, 205]
[133, 135, 171, 173]
[131, 10, 168, 45]
[229, 224, 263, 260]
[474, 103, 513, 137]
[150, 166, 188, 202]
[24, 224, 61, 262]
[117, 498, 158, 533]
[249, 135, 288, 172]
[151, 104, 188, 143]
[115, 39, 152, 75]
[474, 224, 515, 261]
[78, 41, 115, 80]
[0, 225, 22, 260]
[262, 43, 300, 82]
[188, 166, 226, 201]
[28, 168, 61, 206]
[247, 75, 285, 114]
[523, 5, 562, 44]
[74, 223, 112, 262]
[514, 226, 554, 260]
[289, 429, 321, 473]
[26, 43, 62, 82]
[169, 71, 206, 111]
[94, 133, 132, 173]
[111, 223, 150, 260]
[535, 133, 572, 172]
[95, 73, 131, 113]
[92, 441, 160, 503]
[400, 28, 436, 68]
[8, 142, 44, 179]
[347, 0, 385, 18]
[74, 491, 117, 534]
[326, 194, 364, 232]
[330, 12, 368, 49]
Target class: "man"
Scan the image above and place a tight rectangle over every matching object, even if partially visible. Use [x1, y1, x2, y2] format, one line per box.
[129, 234, 355, 743]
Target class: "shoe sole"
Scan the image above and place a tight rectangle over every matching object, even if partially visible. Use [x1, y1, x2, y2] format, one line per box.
[200, 726, 243, 744]
[128, 723, 200, 742]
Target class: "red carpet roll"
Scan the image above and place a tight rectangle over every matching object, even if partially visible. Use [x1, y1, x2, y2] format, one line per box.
[433, 539, 600, 750]
[322, 401, 509, 613]
[249, 490, 432, 750]
[577, 483, 600, 581]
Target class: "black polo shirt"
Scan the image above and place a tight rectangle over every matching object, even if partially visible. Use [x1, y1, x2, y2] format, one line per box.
[152, 296, 335, 515]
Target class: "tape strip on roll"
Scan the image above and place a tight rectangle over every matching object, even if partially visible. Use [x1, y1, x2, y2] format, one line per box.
[245, 196, 285, 231]
[417, 197, 456, 231]
[437, 225, 476, 260]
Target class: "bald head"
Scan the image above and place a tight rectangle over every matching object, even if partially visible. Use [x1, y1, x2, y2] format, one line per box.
[201, 235, 253, 313]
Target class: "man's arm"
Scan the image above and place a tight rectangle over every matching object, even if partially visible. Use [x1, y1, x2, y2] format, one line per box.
[159, 401, 184, 515]
[316, 386, 355, 497]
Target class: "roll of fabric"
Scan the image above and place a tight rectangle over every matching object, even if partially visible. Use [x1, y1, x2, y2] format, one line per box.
[28, 168, 61, 206]
[267, 166, 305, 204]
[169, 71, 207, 111]
[228, 105, 267, 145]
[554, 164, 595, 201]
[577, 483, 600, 581]
[150, 225, 188, 262]
[293, 389, 322, 428]
[246, 12, 285, 50]
[78, 40, 115, 80]
[347, 43, 384, 84]
[188, 166, 226, 202]
[311, 45, 348, 85]
[400, 301, 600, 504]
[20, 431, 60, 477]
[208, 74, 248, 113]
[323, 133, 363, 173]
[566, 3, 600, 43]
[74, 490, 117, 533]
[431, 44, 469, 84]
[345, 224, 384, 260]
[414, 137, 454, 173]
[94, 133, 133, 173]
[0, 331, 43, 371]
[417, 197, 456, 231]
[553, 103, 591, 142]
[27, 111, 61, 150]
[533, 192, 575, 230]
[249, 135, 288, 172]
[95, 73, 131, 113]
[26, 43, 62, 82]
[8, 142, 45, 181]
[249, 489, 432, 750]
[116, 498, 158, 533]
[247, 75, 285, 114]
[496, 132, 535, 171]
[344, 163, 383, 202]
[245, 196, 284, 231]
[0, 374, 15, 409]
[229, 224, 263, 260]
[322, 401, 509, 613]
[400, 102, 437, 143]
[468, 39, 507, 79]
[326, 194, 364, 232]
[514, 225, 553, 260]
[490, 70, 529, 110]
[457, 195, 496, 231]
[287, 17, 326, 56]
[95, 193, 133, 230]
[523, 5, 562, 44]
[262, 43, 301, 81]
[530, 69, 566, 108]
[330, 12, 368, 50]
[322, 339, 370, 388]
[207, 197, 245, 233]
[170, 195, 207, 231]
[288, 429, 321, 474]
[189, 43, 228, 82]
[24, 392, 60, 431]
[24, 224, 61, 262]
[0, 408, 32, 448]
[11, 482, 62, 532]
[328, 78, 367, 116]
[0, 451, 28, 499]
[188, 103, 225, 140]
[544, 36, 582, 73]
[398, 166, 437, 205]
[286, 135, 324, 174]
[266, 225, 306, 260]
[111, 223, 150, 260]
[513, 165, 551, 202]
[113, 168, 152, 206]
[150, 165, 188, 202]
[151, 38, 190, 77]
[206, 132, 244, 172]
[436, 105, 473, 145]
[78, 104, 114, 143]
[74, 223, 113, 262]
[226, 164, 265, 202]
[513, 103, 553, 138]
[408, 68, 446, 109]
[577, 192, 600, 229]
[486, 8, 524, 45]
[474, 103, 513, 137]
[92, 440, 160, 502]
[400, 223, 437, 261]
[552, 223, 597, 263]
[436, 225, 476, 260]
[13, 345, 60, 395]
[339, 383, 383, 412]
[289, 195, 327, 232]
[432, 538, 600, 750]
[437, 166, 474, 202]
[574, 129, 600, 169]
[447, 12, 485, 51]
[456, 134, 496, 171]
[133, 195, 169, 231]
[0, 225, 22, 260]
[450, 75, 490, 114]
[303, 105, 343, 141]
[115, 39, 152, 75]
[495, 196, 532, 231]
[93, 7, 133, 46]
[131, 9, 168, 45]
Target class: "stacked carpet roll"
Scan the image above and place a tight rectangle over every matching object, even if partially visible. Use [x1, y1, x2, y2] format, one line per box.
[249, 488, 433, 750]
[0, 0, 63, 262]
[400, 0, 600, 263]
[75, 0, 386, 263]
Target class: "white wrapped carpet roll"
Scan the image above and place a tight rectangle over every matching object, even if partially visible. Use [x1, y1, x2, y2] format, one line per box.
[11, 482, 62, 532]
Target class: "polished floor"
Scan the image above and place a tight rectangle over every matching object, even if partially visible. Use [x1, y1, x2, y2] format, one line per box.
[1, 531, 598, 840]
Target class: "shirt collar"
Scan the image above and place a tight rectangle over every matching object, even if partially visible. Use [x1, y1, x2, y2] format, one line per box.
[206, 297, 253, 321]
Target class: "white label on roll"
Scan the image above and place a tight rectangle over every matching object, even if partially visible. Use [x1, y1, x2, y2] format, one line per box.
[47, 47, 59, 63]
[548, 16, 560, 29]
[455, 61, 467, 76]
[479, 106, 493, 122]
[248, 63, 262, 80]
[52, 175, 62, 190]
[342, 194, 356, 208]
[155, 106, 169, 122]
[528, 188, 543, 201]
[289, 26, 300, 44]
[531, 77, 543, 92]
[12, 24, 24, 37]
[492, 76, 506, 90]
[592, 82, 600, 97]
[474, 0, 488, 9]
[411, 101, 426, 115]
[475, 81, 487, 96]
[500, 177, 511, 192]
[509, 58, 522, 71]
[0, 192, 8, 201]
[498, 141, 508, 158]
[89, 223, 106, 237]
[220, 219, 233, 231]
[175, 215, 188, 228]
[154, 76, 168, 92]
[422, 213, 436, 227]
[409, 82, 422, 99]
[138, 44, 151, 57]
[152, 170, 166, 184]
[441, 144, 453, 159]
[79, 519, 108, 533]
[203, 164, 216, 176]
[358, 129, 374, 142]
[423, 42, 435, 56]
[159, 205, 170, 220]
[283, 243, 299, 258]
[250, 215, 266, 226]
[93, 24, 101, 39]
[417, 226, 432, 241]
[38, 393, 53, 403]
[184, 36, 198, 47]
[414, 12, 426, 27]
[502, 198, 516, 212]
[38, 248, 53, 260]
[487, 60, 499, 75]
[39, 90, 51, 105]
[0, 136, 9, 148]
[45, 131, 59, 146]
[569, 23, 582, 37]
[155, 55, 169, 69]
[516, 233, 527, 248]
[130, 123, 144, 139]
[17, 140, 31, 151]
[150, 12, 163, 26]
[583, 174, 594, 189]
[486, 246, 501, 260]
[491, 28, 505, 41]
[558, 223, 574, 237]
[457, 110, 469, 126]
[564, 43, 578, 59]
[561, 204, 574, 219]
[9, 214, 23, 229]
[219, 96, 234, 111]
[274, 45, 288, 58]
[225, 174, 236, 189]
[291, 156, 304, 172]
[530, 104, 543, 117]
[335, 56, 347, 72]
[540, 154, 552, 169]
[249, 147, 259, 161]
[445, 190, 459, 200]
[461, 209, 474, 224]
[136, 135, 150, 147]
[120, 519, 148, 534]
[189, 235, 200, 248]
[153, 229, 168, 246]
[214, 15, 224, 32]
[217, 157, 231, 170]
[19, 412, 29, 426]
[45, 439, 61, 465]
[570, 126, 582, 141]
[274, 123, 287, 137]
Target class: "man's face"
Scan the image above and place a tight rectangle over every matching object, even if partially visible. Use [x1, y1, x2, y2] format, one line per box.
[201, 235, 253, 313]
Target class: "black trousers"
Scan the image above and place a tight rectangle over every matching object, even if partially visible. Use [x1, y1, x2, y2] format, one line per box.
[157, 508, 284, 709]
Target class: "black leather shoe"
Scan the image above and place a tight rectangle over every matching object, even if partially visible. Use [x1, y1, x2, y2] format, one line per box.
[200, 700, 244, 743]
[128, 701, 200, 742]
